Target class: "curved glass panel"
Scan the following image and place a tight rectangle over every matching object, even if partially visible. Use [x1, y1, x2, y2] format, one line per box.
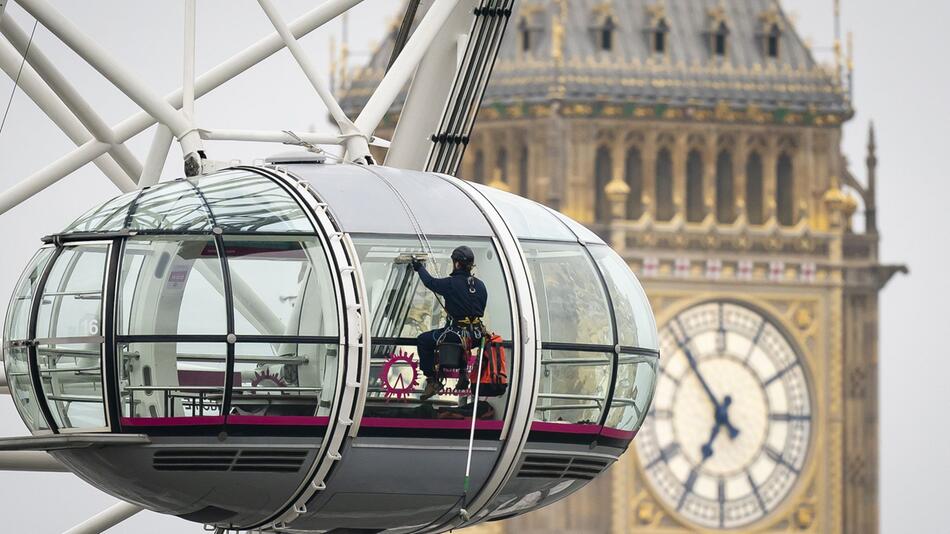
[604, 356, 657, 431]
[129, 180, 211, 231]
[230, 342, 338, 419]
[474, 185, 575, 241]
[548, 209, 605, 244]
[224, 236, 337, 337]
[3, 346, 45, 431]
[198, 171, 313, 233]
[522, 241, 612, 345]
[34, 244, 109, 430]
[36, 245, 108, 340]
[4, 248, 54, 342]
[119, 342, 227, 423]
[63, 191, 139, 233]
[118, 237, 227, 335]
[37, 341, 106, 429]
[293, 165, 493, 236]
[589, 245, 659, 350]
[354, 235, 512, 421]
[535, 350, 611, 425]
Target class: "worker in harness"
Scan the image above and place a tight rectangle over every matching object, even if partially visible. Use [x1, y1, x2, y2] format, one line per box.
[412, 245, 488, 401]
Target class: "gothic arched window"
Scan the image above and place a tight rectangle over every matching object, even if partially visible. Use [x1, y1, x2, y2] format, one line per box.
[713, 21, 729, 56]
[746, 151, 764, 224]
[686, 150, 705, 223]
[776, 154, 795, 225]
[655, 147, 674, 221]
[473, 150, 485, 183]
[625, 147, 643, 220]
[519, 17, 533, 53]
[600, 16, 616, 51]
[652, 18, 670, 54]
[766, 23, 781, 58]
[496, 148, 508, 183]
[595, 146, 612, 222]
[716, 150, 735, 223]
[519, 144, 530, 198]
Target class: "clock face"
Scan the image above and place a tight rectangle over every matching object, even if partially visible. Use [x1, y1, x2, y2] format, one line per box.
[635, 301, 812, 530]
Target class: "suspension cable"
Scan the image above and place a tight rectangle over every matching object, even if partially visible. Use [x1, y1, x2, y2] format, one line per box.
[0, 19, 38, 139]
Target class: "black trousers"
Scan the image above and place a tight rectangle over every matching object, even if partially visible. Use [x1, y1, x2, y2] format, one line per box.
[416, 327, 481, 379]
[417, 327, 452, 379]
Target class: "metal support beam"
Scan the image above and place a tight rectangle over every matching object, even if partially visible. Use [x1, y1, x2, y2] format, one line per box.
[354, 0, 460, 137]
[0, 139, 111, 214]
[0, 451, 68, 472]
[62, 502, 143, 534]
[139, 125, 173, 187]
[256, 0, 371, 163]
[199, 128, 344, 146]
[0, 38, 136, 192]
[182, 0, 196, 123]
[0, 0, 362, 213]
[17, 0, 204, 172]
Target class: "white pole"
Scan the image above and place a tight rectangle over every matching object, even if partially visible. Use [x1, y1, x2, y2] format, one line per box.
[139, 125, 174, 187]
[62, 502, 143, 534]
[0, 451, 68, 472]
[0, 0, 363, 213]
[16, 0, 203, 163]
[354, 0, 460, 137]
[0, 139, 111, 214]
[198, 128, 343, 146]
[0, 40, 136, 192]
[182, 0, 196, 123]
[0, 17, 143, 182]
[256, 0, 370, 163]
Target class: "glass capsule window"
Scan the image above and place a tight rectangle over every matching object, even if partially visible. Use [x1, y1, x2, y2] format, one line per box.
[4, 169, 341, 433]
[3, 248, 55, 432]
[35, 244, 110, 431]
[353, 235, 513, 421]
[589, 245, 659, 350]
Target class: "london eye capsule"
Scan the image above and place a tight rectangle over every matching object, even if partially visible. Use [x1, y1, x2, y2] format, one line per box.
[2, 157, 659, 532]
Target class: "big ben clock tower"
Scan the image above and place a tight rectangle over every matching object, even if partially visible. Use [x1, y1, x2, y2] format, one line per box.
[339, 1, 904, 532]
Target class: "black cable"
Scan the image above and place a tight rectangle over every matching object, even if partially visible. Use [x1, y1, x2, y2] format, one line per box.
[0, 19, 39, 138]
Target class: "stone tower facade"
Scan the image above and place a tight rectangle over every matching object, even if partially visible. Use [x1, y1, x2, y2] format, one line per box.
[340, 1, 903, 532]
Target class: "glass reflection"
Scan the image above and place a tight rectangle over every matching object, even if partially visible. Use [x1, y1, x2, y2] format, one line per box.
[118, 237, 227, 335]
[36, 341, 106, 429]
[224, 236, 337, 337]
[604, 357, 657, 431]
[231, 343, 338, 418]
[198, 171, 313, 233]
[589, 245, 659, 349]
[535, 350, 611, 425]
[36, 245, 108, 339]
[119, 342, 227, 421]
[522, 241, 612, 346]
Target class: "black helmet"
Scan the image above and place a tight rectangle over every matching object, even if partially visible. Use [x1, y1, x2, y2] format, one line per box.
[451, 245, 476, 269]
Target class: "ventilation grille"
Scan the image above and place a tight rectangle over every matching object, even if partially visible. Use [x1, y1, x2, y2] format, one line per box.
[153, 449, 307, 473]
[517, 455, 610, 481]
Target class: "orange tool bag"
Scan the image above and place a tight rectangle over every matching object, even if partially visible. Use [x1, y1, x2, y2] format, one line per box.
[469, 333, 508, 397]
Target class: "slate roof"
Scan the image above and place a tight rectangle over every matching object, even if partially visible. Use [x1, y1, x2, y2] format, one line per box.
[340, 0, 850, 119]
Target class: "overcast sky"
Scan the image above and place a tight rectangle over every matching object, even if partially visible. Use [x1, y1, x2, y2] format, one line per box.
[0, 1, 946, 533]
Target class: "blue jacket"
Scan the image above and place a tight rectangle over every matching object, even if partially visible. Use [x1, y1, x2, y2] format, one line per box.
[415, 264, 488, 321]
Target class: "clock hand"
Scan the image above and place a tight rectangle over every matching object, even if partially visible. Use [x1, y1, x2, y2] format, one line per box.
[701, 419, 722, 460]
[683, 345, 721, 410]
[720, 395, 740, 439]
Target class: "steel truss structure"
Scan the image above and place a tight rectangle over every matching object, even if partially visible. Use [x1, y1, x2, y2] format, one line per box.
[0, 1, 514, 531]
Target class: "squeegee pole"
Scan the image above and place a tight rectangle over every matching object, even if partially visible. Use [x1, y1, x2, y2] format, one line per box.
[463, 336, 487, 495]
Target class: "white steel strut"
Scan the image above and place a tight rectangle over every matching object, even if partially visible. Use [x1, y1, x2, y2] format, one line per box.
[0, 0, 512, 216]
